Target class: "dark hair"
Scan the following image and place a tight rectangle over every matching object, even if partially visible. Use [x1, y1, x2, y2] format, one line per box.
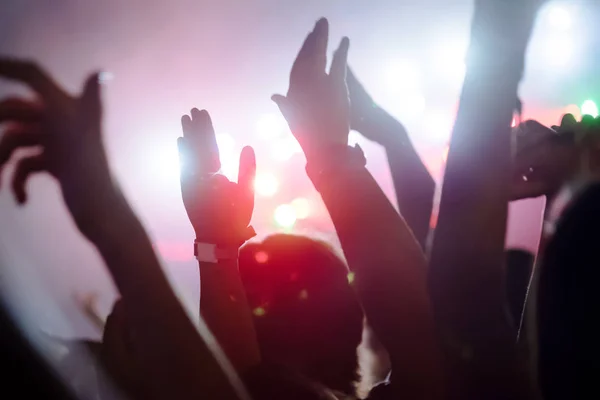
[239, 234, 364, 395]
[536, 182, 600, 400]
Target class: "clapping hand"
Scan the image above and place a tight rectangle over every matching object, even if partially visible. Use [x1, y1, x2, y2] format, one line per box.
[346, 67, 402, 145]
[271, 18, 350, 162]
[511, 114, 598, 200]
[178, 108, 256, 245]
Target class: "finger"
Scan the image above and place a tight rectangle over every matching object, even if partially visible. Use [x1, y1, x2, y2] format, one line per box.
[0, 125, 42, 166]
[346, 67, 373, 109]
[0, 97, 43, 124]
[329, 37, 350, 85]
[313, 17, 329, 73]
[79, 73, 102, 126]
[12, 154, 46, 204]
[237, 146, 256, 222]
[0, 59, 69, 104]
[181, 114, 193, 137]
[189, 108, 220, 174]
[271, 94, 293, 122]
[345, 67, 360, 94]
[290, 30, 317, 84]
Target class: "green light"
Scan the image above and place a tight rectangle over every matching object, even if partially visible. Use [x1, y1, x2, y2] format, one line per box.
[581, 100, 598, 118]
[347, 272, 355, 284]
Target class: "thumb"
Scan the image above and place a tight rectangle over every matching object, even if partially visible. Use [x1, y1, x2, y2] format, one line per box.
[271, 94, 292, 121]
[81, 72, 102, 123]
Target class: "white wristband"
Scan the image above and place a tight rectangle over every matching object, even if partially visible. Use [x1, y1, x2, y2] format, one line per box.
[194, 242, 238, 263]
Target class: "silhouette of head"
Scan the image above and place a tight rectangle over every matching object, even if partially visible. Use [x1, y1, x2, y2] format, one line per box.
[239, 234, 364, 394]
[536, 182, 600, 400]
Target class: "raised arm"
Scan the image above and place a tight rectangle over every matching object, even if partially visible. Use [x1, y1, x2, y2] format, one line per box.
[0, 59, 247, 400]
[426, 2, 541, 398]
[347, 68, 435, 249]
[177, 108, 260, 372]
[272, 19, 443, 399]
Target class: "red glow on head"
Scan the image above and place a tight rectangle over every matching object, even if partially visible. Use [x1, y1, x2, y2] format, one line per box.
[255, 251, 269, 264]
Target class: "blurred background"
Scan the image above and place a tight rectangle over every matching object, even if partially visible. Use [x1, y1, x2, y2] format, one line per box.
[0, 0, 598, 340]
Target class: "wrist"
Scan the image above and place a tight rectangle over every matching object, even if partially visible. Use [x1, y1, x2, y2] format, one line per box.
[306, 144, 367, 188]
[194, 241, 240, 264]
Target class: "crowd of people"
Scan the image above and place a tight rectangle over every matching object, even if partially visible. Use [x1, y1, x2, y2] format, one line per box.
[1, 0, 599, 399]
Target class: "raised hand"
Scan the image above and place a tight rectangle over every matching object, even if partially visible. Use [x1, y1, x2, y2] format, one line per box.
[346, 67, 399, 144]
[178, 108, 256, 246]
[0, 59, 110, 233]
[271, 18, 350, 161]
[512, 115, 593, 200]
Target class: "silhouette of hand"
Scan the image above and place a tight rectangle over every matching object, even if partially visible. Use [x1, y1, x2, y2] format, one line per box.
[178, 108, 256, 245]
[0, 59, 110, 231]
[346, 67, 400, 145]
[272, 18, 350, 162]
[512, 117, 580, 200]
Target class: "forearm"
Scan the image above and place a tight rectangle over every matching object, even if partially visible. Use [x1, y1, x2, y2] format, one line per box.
[313, 165, 442, 398]
[361, 112, 435, 249]
[82, 182, 245, 400]
[427, 3, 537, 398]
[429, 0, 537, 329]
[199, 260, 260, 372]
[385, 134, 435, 250]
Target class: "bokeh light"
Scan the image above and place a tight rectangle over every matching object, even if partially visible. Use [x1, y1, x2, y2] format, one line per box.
[274, 204, 297, 228]
[581, 100, 598, 118]
[254, 251, 269, 264]
[347, 272, 355, 284]
[254, 172, 279, 197]
[253, 307, 266, 317]
[291, 198, 310, 219]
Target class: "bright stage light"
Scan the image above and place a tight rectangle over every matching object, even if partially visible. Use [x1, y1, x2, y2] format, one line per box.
[432, 40, 467, 83]
[542, 36, 574, 69]
[254, 172, 279, 197]
[423, 112, 455, 144]
[153, 142, 181, 181]
[384, 59, 421, 91]
[270, 136, 302, 161]
[545, 4, 573, 31]
[291, 197, 310, 219]
[256, 113, 288, 140]
[274, 204, 297, 229]
[395, 92, 426, 121]
[581, 100, 598, 118]
[216, 133, 235, 153]
[214, 133, 239, 180]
